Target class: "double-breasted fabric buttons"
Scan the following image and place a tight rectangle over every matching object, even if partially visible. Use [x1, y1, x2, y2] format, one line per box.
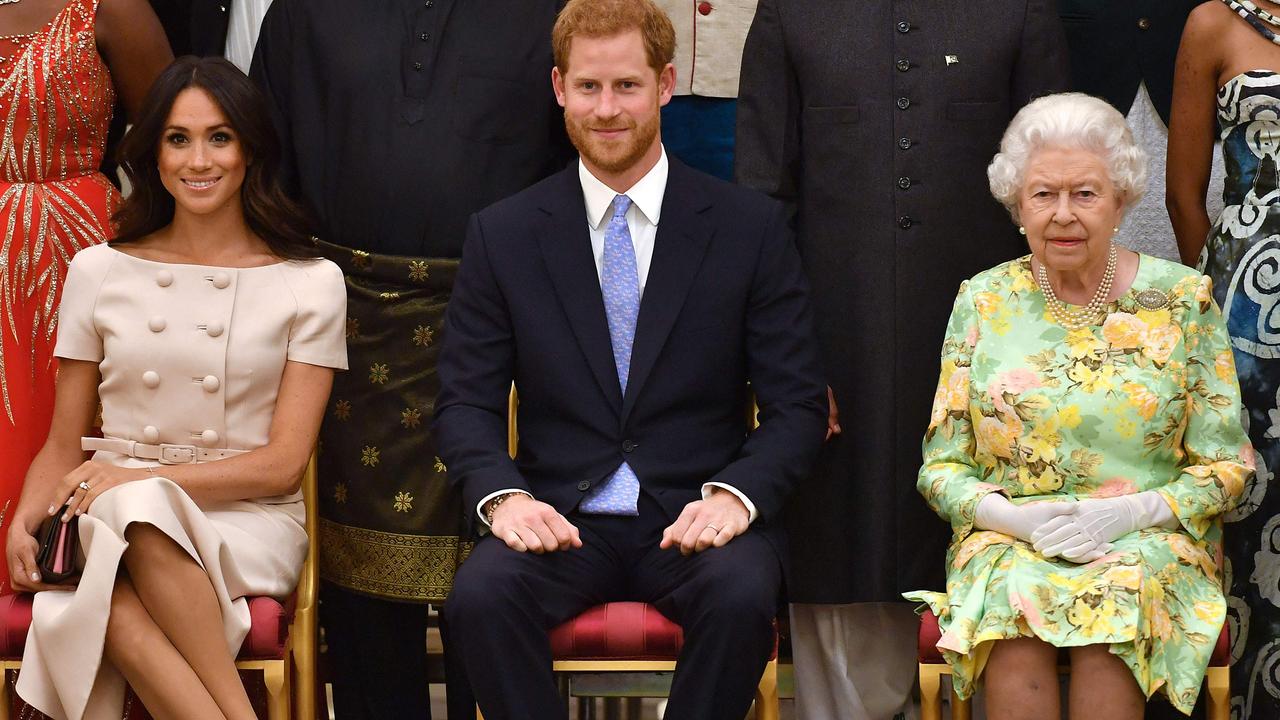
[211, 272, 231, 289]
[201, 429, 219, 445]
[143, 425, 160, 443]
[202, 375, 220, 393]
[206, 321, 225, 337]
[156, 270, 173, 287]
[142, 370, 161, 388]
[148, 316, 166, 333]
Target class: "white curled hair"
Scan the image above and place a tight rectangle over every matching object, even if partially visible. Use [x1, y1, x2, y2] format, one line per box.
[987, 92, 1147, 223]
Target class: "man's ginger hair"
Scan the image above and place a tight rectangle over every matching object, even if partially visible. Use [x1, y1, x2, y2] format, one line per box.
[553, 0, 676, 75]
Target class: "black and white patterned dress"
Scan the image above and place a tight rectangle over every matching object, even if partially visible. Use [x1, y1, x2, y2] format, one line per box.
[1201, 55, 1280, 719]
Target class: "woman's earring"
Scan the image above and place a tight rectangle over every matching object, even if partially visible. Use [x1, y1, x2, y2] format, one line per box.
[1113, 226, 1120, 234]
[1018, 226, 1026, 236]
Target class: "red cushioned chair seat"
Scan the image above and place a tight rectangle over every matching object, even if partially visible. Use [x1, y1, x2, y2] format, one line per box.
[549, 601, 779, 662]
[0, 594, 32, 657]
[550, 602, 684, 661]
[0, 591, 294, 660]
[917, 608, 1230, 667]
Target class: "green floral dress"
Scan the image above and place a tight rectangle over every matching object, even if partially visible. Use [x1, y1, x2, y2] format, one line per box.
[903, 255, 1254, 714]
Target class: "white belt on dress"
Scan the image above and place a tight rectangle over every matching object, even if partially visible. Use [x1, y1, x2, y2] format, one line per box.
[81, 437, 248, 464]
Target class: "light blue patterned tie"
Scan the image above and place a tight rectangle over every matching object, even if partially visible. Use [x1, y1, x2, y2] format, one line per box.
[580, 195, 641, 515]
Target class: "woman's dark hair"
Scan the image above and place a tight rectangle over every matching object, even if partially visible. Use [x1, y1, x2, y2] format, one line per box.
[112, 56, 316, 260]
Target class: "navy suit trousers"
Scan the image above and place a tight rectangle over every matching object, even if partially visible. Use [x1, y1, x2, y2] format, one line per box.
[444, 491, 781, 720]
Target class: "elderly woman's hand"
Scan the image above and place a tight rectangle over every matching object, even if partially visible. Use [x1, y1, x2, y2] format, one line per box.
[48, 461, 149, 522]
[974, 494, 1074, 542]
[1032, 492, 1178, 561]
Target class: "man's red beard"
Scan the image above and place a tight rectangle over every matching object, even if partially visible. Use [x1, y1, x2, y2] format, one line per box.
[565, 108, 660, 174]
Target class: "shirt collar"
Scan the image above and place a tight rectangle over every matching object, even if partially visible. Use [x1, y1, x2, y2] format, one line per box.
[579, 147, 668, 231]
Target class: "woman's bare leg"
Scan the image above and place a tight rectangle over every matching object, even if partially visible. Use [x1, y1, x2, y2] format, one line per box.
[122, 522, 255, 720]
[105, 574, 225, 720]
[1068, 644, 1144, 720]
[985, 637, 1061, 720]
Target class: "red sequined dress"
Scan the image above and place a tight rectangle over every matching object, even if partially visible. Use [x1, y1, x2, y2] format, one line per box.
[0, 0, 118, 584]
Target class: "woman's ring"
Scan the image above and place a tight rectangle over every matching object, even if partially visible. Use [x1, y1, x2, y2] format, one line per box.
[77, 481, 91, 492]
[706, 524, 720, 533]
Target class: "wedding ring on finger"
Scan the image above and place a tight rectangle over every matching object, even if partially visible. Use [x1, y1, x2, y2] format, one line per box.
[77, 481, 91, 492]
[705, 524, 720, 533]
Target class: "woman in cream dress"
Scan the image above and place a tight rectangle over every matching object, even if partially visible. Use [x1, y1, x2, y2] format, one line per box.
[4, 57, 345, 720]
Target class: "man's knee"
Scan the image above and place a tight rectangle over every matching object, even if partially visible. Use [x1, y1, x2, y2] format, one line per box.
[444, 539, 533, 628]
[684, 542, 781, 632]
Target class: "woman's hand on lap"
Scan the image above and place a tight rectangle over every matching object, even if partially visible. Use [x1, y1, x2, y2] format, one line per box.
[51, 461, 149, 521]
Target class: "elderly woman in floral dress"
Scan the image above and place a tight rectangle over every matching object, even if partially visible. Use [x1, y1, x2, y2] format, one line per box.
[905, 93, 1253, 720]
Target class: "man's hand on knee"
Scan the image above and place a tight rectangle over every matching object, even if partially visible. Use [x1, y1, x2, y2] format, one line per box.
[489, 494, 583, 554]
[660, 489, 750, 556]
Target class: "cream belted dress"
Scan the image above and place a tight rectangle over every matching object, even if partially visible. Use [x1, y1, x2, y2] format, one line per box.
[15, 243, 347, 720]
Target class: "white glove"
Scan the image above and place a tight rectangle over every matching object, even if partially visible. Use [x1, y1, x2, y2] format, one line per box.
[973, 494, 1075, 543]
[1031, 492, 1177, 562]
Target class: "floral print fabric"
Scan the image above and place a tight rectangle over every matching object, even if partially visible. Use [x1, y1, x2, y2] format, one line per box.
[904, 255, 1253, 714]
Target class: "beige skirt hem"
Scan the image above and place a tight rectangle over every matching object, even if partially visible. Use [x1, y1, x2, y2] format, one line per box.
[15, 477, 305, 720]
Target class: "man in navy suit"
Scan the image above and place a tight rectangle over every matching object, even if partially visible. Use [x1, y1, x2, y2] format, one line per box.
[435, 1, 827, 717]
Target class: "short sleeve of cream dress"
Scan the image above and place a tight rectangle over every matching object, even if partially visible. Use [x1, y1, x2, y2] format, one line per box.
[17, 243, 347, 720]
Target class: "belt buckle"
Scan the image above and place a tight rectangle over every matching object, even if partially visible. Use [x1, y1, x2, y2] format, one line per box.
[157, 443, 198, 464]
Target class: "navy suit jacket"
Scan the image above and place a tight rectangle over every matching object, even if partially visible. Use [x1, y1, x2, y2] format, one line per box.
[435, 158, 827, 539]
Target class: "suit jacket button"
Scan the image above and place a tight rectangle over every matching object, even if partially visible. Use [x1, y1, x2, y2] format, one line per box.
[577, 480, 591, 492]
[898, 216, 914, 229]
[622, 440, 637, 453]
[896, 20, 910, 33]
[1137, 17, 1151, 30]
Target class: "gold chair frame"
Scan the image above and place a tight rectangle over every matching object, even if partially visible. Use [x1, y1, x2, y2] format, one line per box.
[0, 454, 318, 720]
[478, 388, 780, 720]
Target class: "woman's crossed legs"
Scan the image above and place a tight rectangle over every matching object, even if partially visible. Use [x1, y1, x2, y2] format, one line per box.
[104, 522, 255, 720]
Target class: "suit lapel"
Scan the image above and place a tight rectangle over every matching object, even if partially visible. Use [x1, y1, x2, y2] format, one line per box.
[621, 162, 713, 423]
[536, 168, 624, 414]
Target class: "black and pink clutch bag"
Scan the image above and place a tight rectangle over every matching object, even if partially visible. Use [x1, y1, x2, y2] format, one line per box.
[35, 506, 79, 583]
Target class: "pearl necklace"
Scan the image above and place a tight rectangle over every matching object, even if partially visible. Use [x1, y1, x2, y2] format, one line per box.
[1035, 244, 1117, 330]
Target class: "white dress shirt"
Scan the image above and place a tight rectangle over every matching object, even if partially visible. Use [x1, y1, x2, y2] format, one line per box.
[478, 147, 758, 526]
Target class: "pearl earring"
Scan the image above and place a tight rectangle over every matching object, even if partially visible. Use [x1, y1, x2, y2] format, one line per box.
[1113, 226, 1119, 234]
[1019, 226, 1026, 235]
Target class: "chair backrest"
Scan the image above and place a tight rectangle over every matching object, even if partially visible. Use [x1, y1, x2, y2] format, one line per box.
[295, 452, 319, 631]
[507, 384, 518, 460]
